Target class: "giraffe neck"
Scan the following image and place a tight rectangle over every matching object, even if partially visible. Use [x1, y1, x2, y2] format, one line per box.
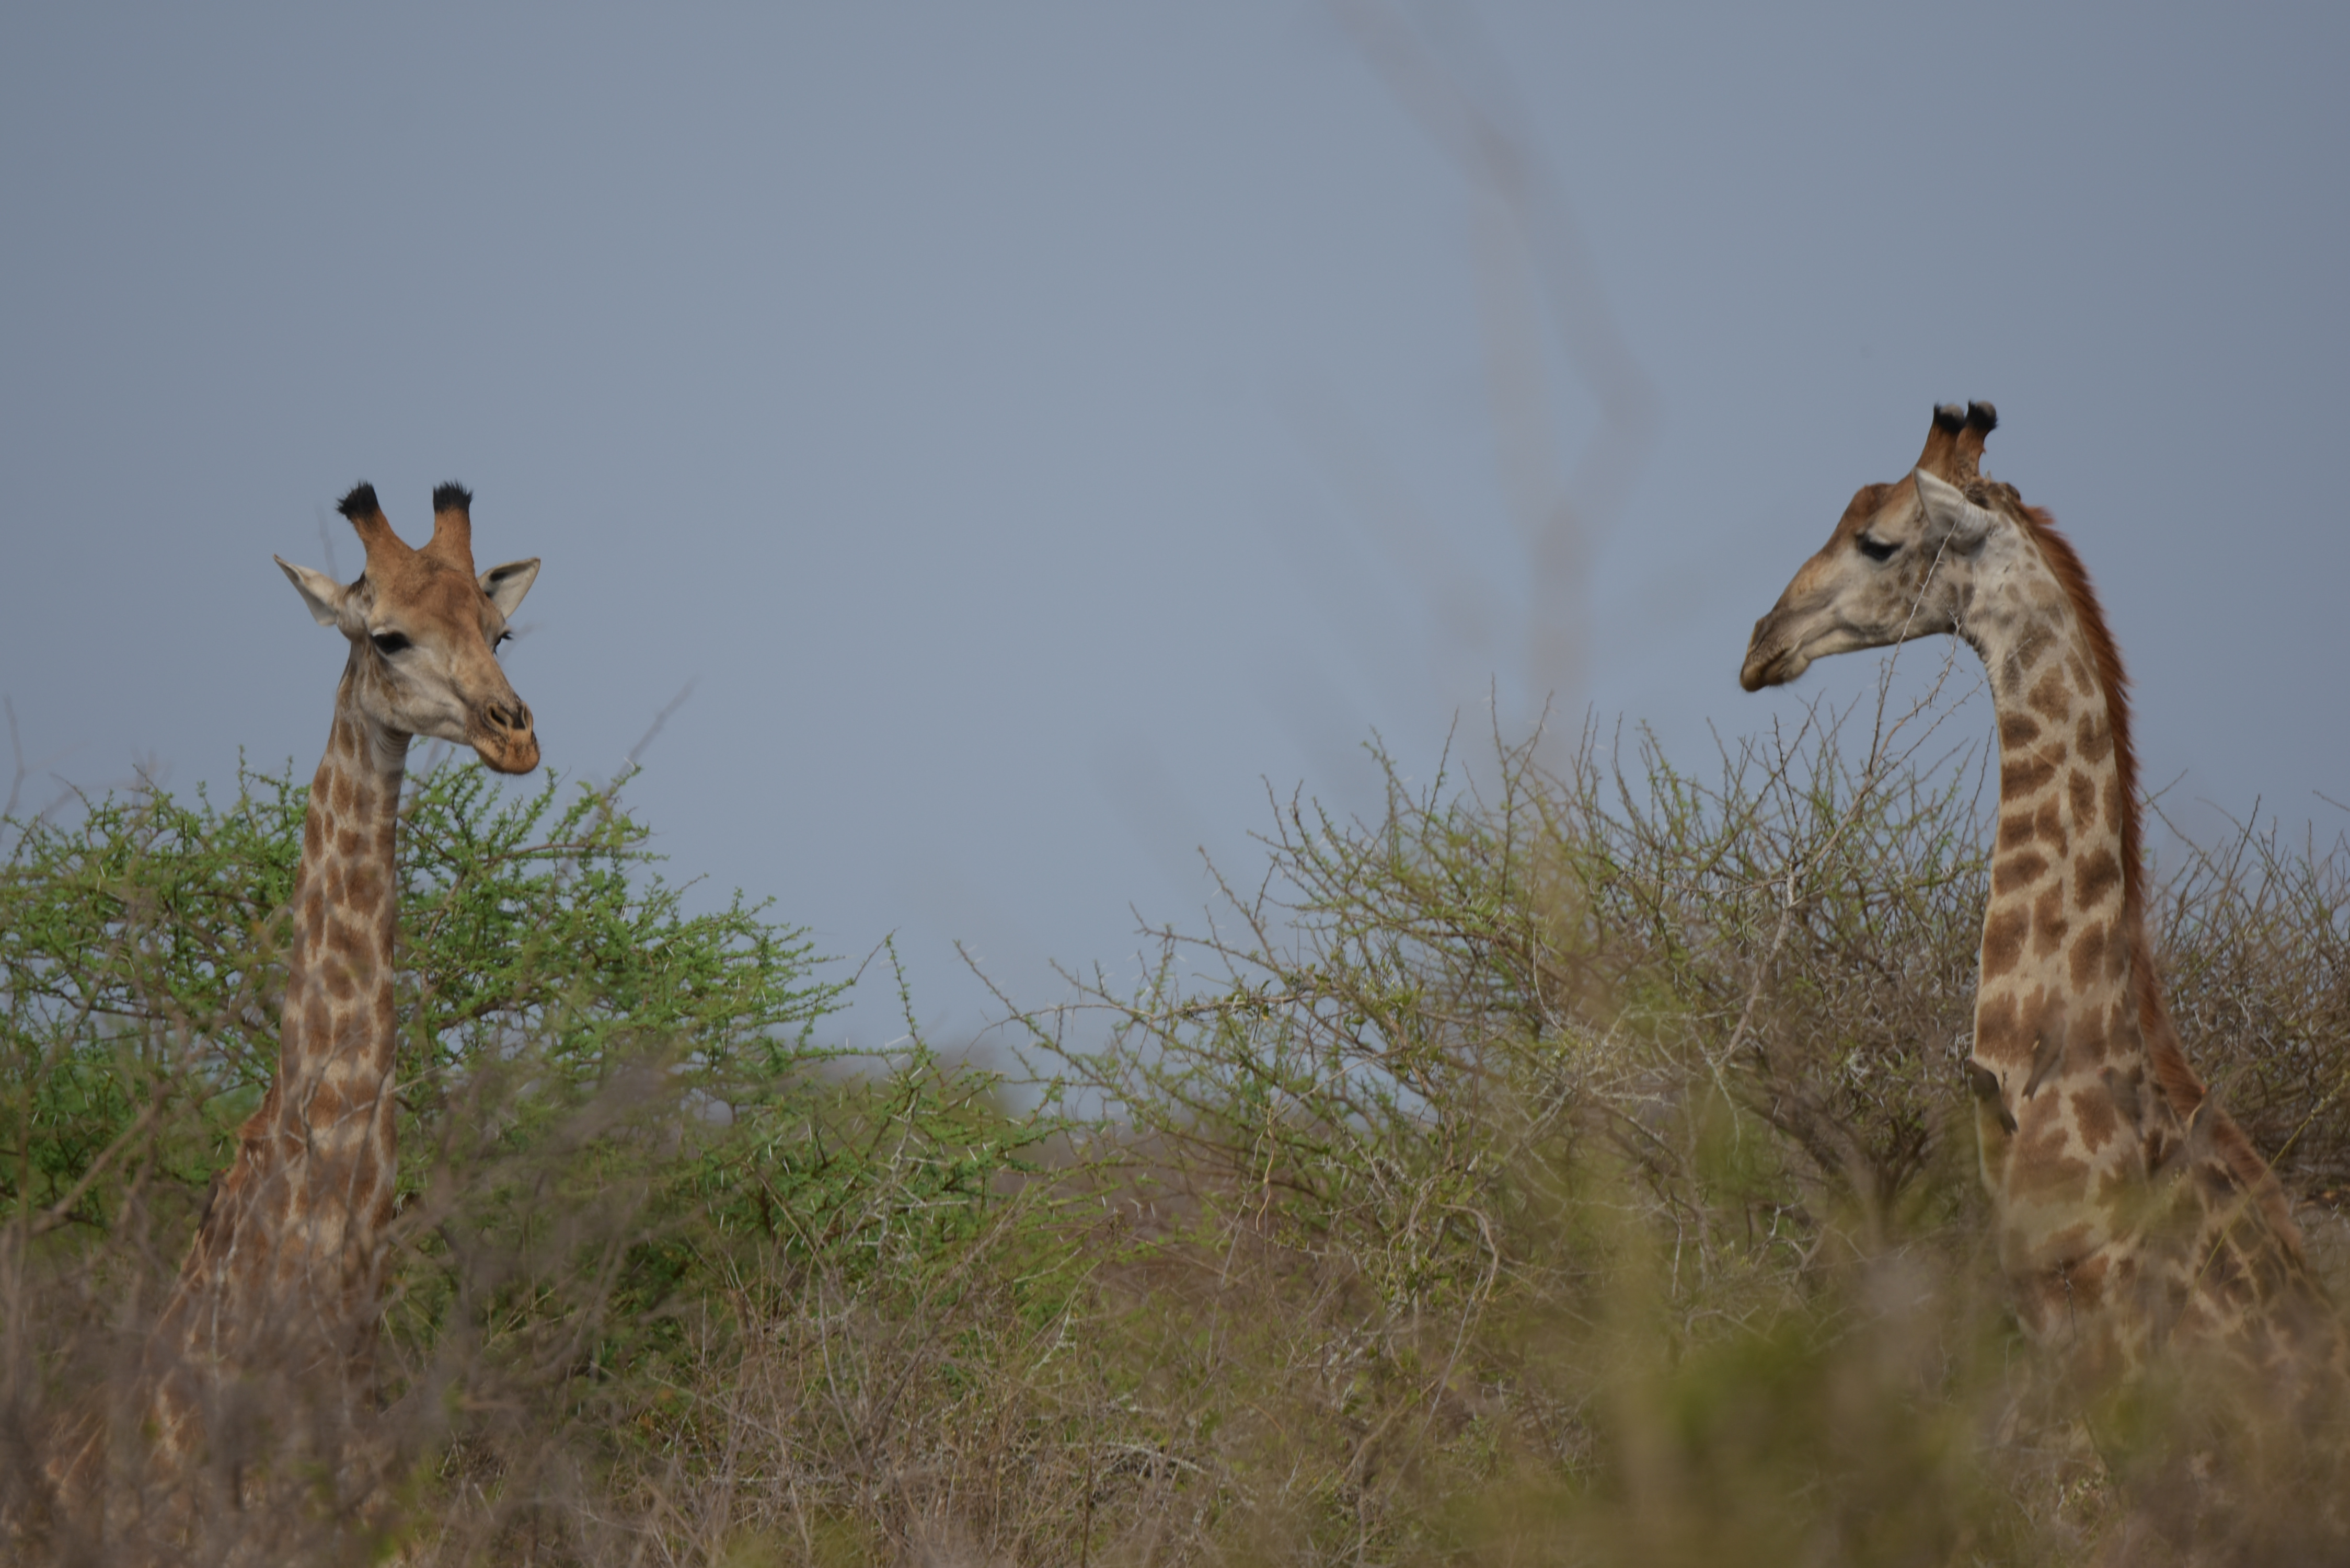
[158, 665, 408, 1378]
[1952, 512, 2350, 1526]
[1959, 523, 2171, 1366]
[270, 665, 408, 1286]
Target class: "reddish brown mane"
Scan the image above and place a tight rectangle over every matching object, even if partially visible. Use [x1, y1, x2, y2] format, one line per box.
[2001, 497, 2196, 1109]
[2007, 497, 2290, 1210]
[2007, 501, 2142, 918]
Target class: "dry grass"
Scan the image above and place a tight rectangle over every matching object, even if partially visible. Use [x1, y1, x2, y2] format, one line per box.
[6, 704, 2350, 1564]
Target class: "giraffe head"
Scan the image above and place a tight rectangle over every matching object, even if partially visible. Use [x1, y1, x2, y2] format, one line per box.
[276, 483, 541, 773]
[1738, 401, 2009, 691]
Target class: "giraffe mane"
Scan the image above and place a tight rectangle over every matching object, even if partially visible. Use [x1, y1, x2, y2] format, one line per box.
[1987, 489, 2178, 1100]
[1994, 485, 2295, 1226]
[1990, 492, 2142, 918]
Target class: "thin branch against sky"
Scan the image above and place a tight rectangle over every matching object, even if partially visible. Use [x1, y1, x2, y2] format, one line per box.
[1321, 0, 1657, 751]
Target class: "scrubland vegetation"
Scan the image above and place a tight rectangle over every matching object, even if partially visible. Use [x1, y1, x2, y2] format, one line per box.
[6, 700, 2350, 1564]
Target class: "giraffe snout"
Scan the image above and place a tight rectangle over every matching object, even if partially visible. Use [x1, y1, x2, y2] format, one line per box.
[470, 696, 539, 775]
[1741, 616, 1805, 691]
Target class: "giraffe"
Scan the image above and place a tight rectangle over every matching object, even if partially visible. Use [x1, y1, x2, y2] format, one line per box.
[141, 481, 539, 1463]
[1738, 404, 2348, 1550]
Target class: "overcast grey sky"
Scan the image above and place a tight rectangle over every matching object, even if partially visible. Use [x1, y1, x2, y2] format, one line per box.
[5, 4, 2346, 1046]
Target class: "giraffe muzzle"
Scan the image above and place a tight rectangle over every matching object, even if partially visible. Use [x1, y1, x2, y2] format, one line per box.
[470, 699, 539, 775]
[1740, 621, 1809, 691]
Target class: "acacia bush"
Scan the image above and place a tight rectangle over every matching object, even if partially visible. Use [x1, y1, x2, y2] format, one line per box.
[0, 762, 1022, 1561]
[5, 706, 2349, 1564]
[2148, 808, 2350, 1191]
[1018, 710, 2018, 1564]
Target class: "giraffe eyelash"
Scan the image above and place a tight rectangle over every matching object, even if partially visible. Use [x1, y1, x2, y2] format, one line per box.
[1856, 536, 1898, 563]
[371, 631, 411, 656]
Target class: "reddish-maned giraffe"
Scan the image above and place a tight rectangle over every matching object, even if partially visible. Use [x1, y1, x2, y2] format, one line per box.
[1741, 405, 2349, 1555]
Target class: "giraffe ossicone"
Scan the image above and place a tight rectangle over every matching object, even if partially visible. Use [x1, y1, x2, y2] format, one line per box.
[145, 480, 541, 1458]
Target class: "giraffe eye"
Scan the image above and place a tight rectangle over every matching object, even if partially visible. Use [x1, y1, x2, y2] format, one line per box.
[1856, 536, 1899, 563]
[371, 631, 411, 656]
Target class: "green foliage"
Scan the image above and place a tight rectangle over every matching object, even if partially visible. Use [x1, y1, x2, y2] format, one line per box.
[395, 763, 832, 1096]
[1, 774, 301, 1228]
[0, 762, 843, 1248]
[0, 756, 1099, 1566]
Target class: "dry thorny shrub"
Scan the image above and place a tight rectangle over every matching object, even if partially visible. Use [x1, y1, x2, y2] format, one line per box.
[6, 695, 2350, 1563]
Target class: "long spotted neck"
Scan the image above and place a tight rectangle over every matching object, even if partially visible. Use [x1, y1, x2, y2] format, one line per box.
[272, 665, 408, 1308]
[1959, 518, 2174, 1370]
[158, 663, 408, 1379]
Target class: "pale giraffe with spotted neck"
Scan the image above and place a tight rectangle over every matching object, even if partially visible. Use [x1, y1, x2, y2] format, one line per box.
[1740, 404, 2349, 1546]
[143, 481, 540, 1451]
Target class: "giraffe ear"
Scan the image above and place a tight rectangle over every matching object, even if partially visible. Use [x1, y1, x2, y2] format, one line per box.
[1912, 468, 1993, 552]
[277, 556, 348, 628]
[479, 558, 540, 618]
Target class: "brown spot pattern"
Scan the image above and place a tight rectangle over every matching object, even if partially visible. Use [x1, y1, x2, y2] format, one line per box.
[2011, 1122, 2092, 1202]
[2003, 754, 2057, 794]
[1994, 851, 2048, 894]
[2076, 848, 2122, 910]
[2075, 713, 2113, 764]
[2032, 884, 2069, 955]
[1983, 906, 2029, 978]
[2012, 623, 2054, 672]
[2070, 922, 2110, 989]
[2067, 768, 2096, 826]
